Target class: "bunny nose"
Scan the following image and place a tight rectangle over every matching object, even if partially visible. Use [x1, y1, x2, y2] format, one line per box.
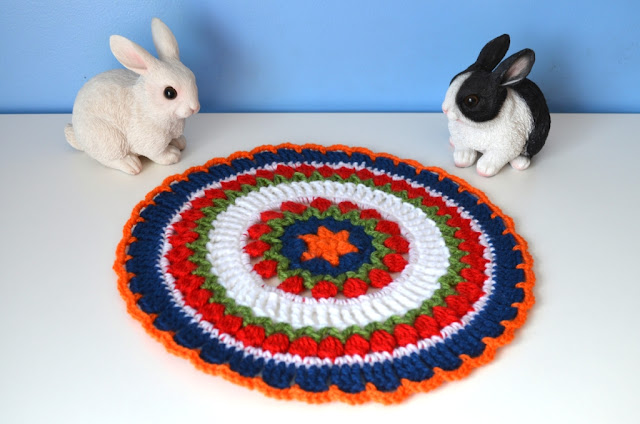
[191, 103, 200, 114]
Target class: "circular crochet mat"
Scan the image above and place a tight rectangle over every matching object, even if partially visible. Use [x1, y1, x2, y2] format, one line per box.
[115, 144, 534, 404]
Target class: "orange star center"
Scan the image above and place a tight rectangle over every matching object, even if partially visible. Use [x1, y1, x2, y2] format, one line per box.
[298, 226, 358, 266]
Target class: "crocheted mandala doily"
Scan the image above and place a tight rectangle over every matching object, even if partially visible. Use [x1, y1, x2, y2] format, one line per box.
[115, 144, 534, 404]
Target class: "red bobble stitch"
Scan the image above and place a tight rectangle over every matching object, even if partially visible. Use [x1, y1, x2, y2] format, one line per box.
[461, 254, 488, 268]
[247, 223, 272, 239]
[244, 240, 271, 257]
[421, 194, 444, 209]
[391, 180, 411, 193]
[235, 325, 266, 347]
[384, 235, 410, 254]
[170, 233, 199, 246]
[456, 281, 484, 303]
[174, 274, 204, 292]
[317, 336, 345, 360]
[179, 208, 204, 222]
[168, 260, 197, 278]
[200, 303, 225, 324]
[373, 175, 392, 186]
[370, 330, 397, 353]
[288, 336, 318, 358]
[253, 260, 278, 278]
[406, 187, 423, 199]
[166, 245, 194, 264]
[310, 198, 332, 212]
[393, 323, 419, 347]
[355, 169, 375, 180]
[413, 314, 440, 339]
[433, 306, 460, 328]
[446, 216, 465, 229]
[376, 220, 401, 235]
[460, 268, 487, 286]
[217, 314, 243, 336]
[220, 180, 242, 191]
[275, 165, 296, 178]
[344, 334, 370, 357]
[262, 333, 290, 354]
[236, 174, 257, 186]
[280, 201, 307, 214]
[383, 253, 408, 273]
[260, 211, 284, 222]
[317, 165, 334, 177]
[204, 188, 227, 200]
[296, 164, 316, 177]
[190, 197, 213, 210]
[335, 167, 355, 179]
[338, 201, 358, 213]
[184, 289, 211, 308]
[171, 219, 197, 234]
[343, 278, 368, 298]
[369, 269, 393, 288]
[458, 240, 485, 257]
[359, 209, 382, 220]
[169, 227, 199, 245]
[255, 169, 275, 180]
[457, 226, 479, 242]
[311, 281, 338, 299]
[278, 276, 304, 295]
[445, 295, 472, 317]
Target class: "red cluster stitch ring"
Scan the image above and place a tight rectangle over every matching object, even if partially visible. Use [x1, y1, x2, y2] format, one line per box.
[115, 144, 534, 404]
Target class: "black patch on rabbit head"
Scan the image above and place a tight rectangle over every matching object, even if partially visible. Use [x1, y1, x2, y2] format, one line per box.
[455, 72, 507, 122]
[454, 37, 536, 123]
[452, 34, 513, 122]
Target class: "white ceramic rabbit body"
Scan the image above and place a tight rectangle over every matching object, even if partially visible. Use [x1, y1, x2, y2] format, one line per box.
[65, 18, 199, 175]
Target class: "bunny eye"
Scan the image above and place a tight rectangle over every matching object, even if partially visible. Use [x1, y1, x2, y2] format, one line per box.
[464, 95, 479, 108]
[164, 86, 177, 100]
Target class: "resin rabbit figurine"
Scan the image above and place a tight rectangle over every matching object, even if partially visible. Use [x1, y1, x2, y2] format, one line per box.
[65, 18, 200, 175]
[442, 34, 550, 177]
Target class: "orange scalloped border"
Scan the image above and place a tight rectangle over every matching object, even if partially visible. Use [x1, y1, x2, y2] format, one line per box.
[114, 143, 535, 405]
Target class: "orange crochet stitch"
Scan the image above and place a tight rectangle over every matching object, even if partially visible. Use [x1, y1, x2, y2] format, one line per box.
[299, 226, 359, 266]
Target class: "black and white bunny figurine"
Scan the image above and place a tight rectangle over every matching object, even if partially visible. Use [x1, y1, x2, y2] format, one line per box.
[442, 34, 550, 177]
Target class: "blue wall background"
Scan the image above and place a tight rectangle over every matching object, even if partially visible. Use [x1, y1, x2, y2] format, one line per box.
[1, 0, 639, 113]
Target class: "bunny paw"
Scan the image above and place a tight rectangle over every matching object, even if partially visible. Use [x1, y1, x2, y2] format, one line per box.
[476, 158, 506, 177]
[151, 145, 181, 165]
[170, 135, 187, 151]
[108, 155, 142, 175]
[453, 149, 478, 168]
[510, 156, 531, 171]
[476, 163, 499, 177]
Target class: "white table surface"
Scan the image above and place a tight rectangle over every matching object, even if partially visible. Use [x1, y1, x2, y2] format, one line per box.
[1, 113, 638, 423]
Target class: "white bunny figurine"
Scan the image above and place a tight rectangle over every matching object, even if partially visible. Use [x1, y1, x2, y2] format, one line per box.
[442, 34, 550, 177]
[65, 18, 200, 175]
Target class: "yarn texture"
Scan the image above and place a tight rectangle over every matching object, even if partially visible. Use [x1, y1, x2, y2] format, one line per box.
[114, 143, 534, 404]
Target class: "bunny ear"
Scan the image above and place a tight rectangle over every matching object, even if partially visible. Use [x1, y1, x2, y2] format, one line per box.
[494, 49, 535, 86]
[151, 18, 180, 61]
[110, 35, 157, 75]
[474, 34, 510, 71]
